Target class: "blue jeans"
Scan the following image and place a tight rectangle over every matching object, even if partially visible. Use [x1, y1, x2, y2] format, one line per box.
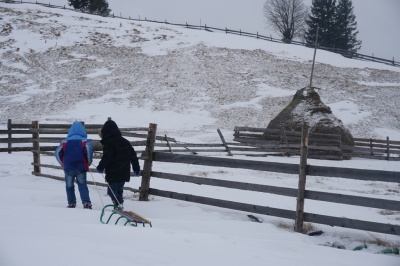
[107, 181, 125, 205]
[65, 170, 91, 205]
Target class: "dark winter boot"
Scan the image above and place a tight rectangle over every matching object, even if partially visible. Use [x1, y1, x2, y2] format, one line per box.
[83, 203, 92, 209]
[67, 204, 76, 208]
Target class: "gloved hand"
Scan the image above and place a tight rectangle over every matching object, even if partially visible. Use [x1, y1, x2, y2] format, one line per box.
[134, 170, 141, 176]
[97, 169, 103, 174]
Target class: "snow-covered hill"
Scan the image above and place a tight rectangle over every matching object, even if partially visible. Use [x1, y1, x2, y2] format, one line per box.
[1, 3, 400, 141]
[1, 4, 400, 266]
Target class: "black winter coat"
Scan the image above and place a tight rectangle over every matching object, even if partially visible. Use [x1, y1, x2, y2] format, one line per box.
[97, 120, 140, 183]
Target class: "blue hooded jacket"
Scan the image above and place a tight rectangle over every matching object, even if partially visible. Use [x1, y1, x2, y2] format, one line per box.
[54, 121, 93, 171]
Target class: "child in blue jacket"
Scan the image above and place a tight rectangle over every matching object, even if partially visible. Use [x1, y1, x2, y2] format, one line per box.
[55, 121, 94, 209]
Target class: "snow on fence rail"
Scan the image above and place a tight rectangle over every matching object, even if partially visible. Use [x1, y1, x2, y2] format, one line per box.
[1, 0, 399, 67]
[1, 120, 399, 236]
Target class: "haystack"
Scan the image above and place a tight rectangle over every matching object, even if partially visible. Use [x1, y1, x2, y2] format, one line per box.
[266, 86, 354, 147]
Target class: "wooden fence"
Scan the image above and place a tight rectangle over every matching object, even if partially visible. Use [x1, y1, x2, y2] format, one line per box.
[0, 119, 181, 154]
[3, 119, 400, 161]
[233, 126, 400, 161]
[1, 0, 399, 67]
[4, 121, 398, 236]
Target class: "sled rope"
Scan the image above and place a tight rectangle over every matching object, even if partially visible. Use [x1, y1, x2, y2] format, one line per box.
[88, 167, 105, 208]
[91, 164, 122, 207]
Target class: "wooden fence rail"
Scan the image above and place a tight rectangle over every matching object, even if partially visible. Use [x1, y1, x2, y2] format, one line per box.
[1, 0, 399, 67]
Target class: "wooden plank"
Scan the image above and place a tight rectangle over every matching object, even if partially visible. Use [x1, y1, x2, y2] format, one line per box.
[344, 145, 400, 155]
[280, 144, 341, 152]
[307, 165, 399, 183]
[32, 121, 40, 174]
[308, 154, 343, 160]
[304, 212, 400, 236]
[0, 138, 34, 143]
[151, 171, 297, 197]
[153, 149, 227, 153]
[349, 154, 400, 161]
[32, 163, 62, 170]
[228, 142, 280, 148]
[154, 152, 400, 183]
[122, 131, 175, 142]
[354, 142, 400, 151]
[153, 152, 299, 174]
[0, 147, 33, 152]
[233, 137, 280, 145]
[154, 143, 224, 148]
[0, 138, 63, 144]
[217, 129, 233, 156]
[234, 127, 280, 133]
[139, 123, 157, 201]
[32, 172, 139, 193]
[354, 141, 400, 149]
[295, 122, 309, 233]
[387, 137, 390, 161]
[284, 136, 341, 145]
[354, 137, 400, 145]
[309, 132, 341, 139]
[0, 129, 31, 134]
[164, 134, 173, 153]
[229, 147, 280, 152]
[7, 119, 11, 154]
[8, 123, 31, 128]
[31, 128, 102, 135]
[305, 190, 400, 211]
[149, 188, 295, 220]
[234, 132, 266, 138]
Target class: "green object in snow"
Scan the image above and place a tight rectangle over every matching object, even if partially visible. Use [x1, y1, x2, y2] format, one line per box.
[377, 248, 399, 255]
[353, 244, 367, 251]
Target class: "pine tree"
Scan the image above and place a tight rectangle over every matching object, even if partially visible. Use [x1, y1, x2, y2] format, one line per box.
[88, 0, 110, 16]
[68, 0, 110, 16]
[68, 0, 89, 10]
[335, 0, 361, 52]
[305, 0, 337, 48]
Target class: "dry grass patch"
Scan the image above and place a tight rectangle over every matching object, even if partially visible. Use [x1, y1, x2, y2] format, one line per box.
[275, 221, 319, 234]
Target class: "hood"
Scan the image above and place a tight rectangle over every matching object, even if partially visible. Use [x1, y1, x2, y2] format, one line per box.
[101, 120, 121, 139]
[67, 121, 87, 140]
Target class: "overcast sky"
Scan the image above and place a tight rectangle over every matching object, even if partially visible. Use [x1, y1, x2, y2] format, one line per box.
[34, 0, 400, 61]
[105, 0, 400, 61]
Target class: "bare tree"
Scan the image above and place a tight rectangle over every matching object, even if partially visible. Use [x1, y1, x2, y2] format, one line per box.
[263, 0, 308, 43]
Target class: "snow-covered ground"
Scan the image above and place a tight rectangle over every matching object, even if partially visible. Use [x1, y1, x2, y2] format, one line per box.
[0, 3, 399, 266]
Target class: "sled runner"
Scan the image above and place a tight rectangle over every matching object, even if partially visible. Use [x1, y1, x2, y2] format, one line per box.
[100, 204, 152, 227]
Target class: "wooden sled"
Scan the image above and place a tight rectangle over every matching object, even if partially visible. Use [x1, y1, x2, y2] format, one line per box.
[100, 204, 152, 227]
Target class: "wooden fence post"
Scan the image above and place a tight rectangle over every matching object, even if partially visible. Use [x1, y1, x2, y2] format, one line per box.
[7, 119, 12, 154]
[165, 134, 173, 153]
[369, 138, 373, 157]
[295, 122, 309, 233]
[32, 120, 41, 175]
[387, 136, 390, 161]
[139, 123, 157, 201]
[217, 129, 232, 156]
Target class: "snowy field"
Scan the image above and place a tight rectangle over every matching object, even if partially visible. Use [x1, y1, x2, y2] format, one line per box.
[0, 3, 399, 266]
